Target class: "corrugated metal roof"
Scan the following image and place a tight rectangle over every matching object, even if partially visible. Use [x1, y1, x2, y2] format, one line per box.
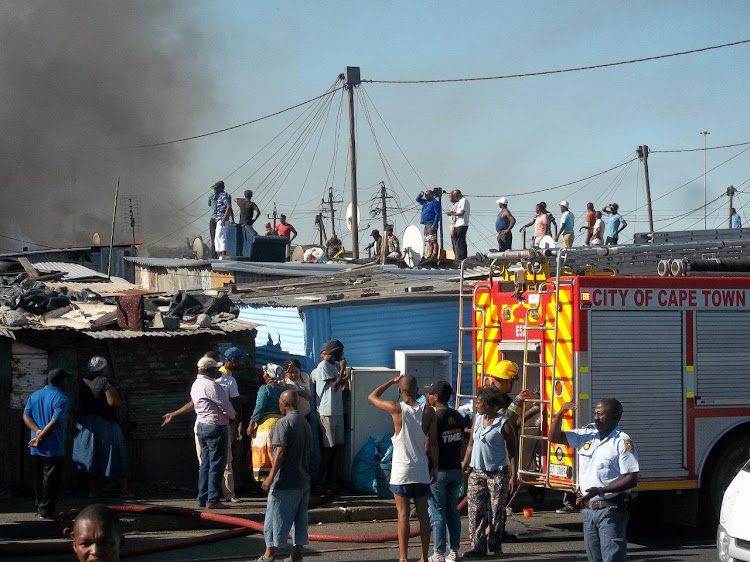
[126, 257, 211, 268]
[212, 261, 353, 277]
[31, 262, 108, 280]
[82, 319, 257, 339]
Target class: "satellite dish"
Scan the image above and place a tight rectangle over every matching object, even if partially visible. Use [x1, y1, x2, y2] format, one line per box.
[345, 203, 361, 232]
[192, 237, 205, 259]
[401, 224, 424, 268]
[92, 232, 101, 246]
[537, 235, 556, 249]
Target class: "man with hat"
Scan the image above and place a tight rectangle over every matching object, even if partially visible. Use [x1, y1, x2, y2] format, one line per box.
[424, 380, 468, 562]
[495, 197, 516, 252]
[364, 229, 383, 258]
[602, 203, 627, 246]
[313, 339, 348, 494]
[191, 356, 236, 509]
[219, 347, 248, 502]
[446, 189, 470, 262]
[556, 201, 575, 248]
[212, 180, 234, 258]
[417, 189, 441, 262]
[22, 368, 71, 518]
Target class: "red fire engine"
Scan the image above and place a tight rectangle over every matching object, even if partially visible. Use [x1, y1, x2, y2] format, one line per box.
[456, 243, 750, 523]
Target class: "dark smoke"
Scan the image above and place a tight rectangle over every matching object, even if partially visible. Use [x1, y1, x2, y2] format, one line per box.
[0, 1, 214, 251]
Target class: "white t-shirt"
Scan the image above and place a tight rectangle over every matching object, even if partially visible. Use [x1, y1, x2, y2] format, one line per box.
[217, 368, 240, 399]
[314, 361, 343, 416]
[591, 218, 603, 245]
[452, 197, 470, 228]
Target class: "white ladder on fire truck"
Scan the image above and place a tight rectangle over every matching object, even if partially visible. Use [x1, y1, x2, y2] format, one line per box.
[516, 272, 578, 491]
[455, 260, 499, 410]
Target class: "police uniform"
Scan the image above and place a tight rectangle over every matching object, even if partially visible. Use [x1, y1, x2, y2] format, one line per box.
[565, 424, 639, 562]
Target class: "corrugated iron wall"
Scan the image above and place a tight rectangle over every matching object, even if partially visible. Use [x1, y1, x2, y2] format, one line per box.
[237, 305, 306, 366]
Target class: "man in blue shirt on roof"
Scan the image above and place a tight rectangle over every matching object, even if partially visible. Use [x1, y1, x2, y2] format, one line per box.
[22, 368, 71, 519]
[417, 189, 441, 263]
[602, 203, 628, 246]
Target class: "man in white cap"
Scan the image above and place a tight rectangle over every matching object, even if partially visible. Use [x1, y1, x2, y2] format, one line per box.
[191, 356, 235, 509]
[495, 197, 516, 252]
[556, 201, 575, 248]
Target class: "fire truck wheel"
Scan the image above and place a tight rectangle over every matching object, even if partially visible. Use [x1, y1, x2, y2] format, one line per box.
[703, 432, 750, 523]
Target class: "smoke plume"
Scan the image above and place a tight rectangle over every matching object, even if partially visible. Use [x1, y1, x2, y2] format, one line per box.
[0, 1, 214, 251]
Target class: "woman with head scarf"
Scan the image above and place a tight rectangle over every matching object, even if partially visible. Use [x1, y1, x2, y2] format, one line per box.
[247, 363, 287, 483]
[72, 356, 131, 497]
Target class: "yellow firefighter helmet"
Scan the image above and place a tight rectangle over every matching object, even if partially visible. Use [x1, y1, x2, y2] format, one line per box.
[493, 359, 519, 381]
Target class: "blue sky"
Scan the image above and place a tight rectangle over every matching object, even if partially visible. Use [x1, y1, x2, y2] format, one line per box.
[4, 1, 749, 253]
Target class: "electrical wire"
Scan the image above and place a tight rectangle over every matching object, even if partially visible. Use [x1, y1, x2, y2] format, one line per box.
[363, 39, 750, 84]
[118, 85, 345, 149]
[652, 140, 750, 154]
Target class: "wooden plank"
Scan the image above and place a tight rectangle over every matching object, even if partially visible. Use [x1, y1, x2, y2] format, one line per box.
[16, 257, 39, 279]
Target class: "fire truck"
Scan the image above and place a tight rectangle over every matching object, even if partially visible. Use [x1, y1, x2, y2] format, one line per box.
[456, 241, 750, 524]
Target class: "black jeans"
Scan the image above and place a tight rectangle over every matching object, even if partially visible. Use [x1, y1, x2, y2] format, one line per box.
[209, 217, 217, 258]
[606, 236, 618, 246]
[497, 231, 513, 252]
[35, 456, 63, 517]
[452, 225, 469, 261]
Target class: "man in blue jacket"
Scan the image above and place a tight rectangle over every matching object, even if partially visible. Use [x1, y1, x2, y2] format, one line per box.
[417, 189, 441, 262]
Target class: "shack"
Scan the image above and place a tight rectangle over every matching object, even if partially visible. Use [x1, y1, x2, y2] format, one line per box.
[126, 257, 234, 292]
[233, 268, 474, 393]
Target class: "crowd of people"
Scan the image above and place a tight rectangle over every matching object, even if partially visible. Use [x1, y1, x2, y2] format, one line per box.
[23, 338, 639, 562]
[208, 180, 298, 259]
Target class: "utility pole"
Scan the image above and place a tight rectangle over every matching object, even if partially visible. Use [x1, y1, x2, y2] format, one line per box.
[637, 145, 654, 235]
[434, 187, 445, 254]
[379, 181, 392, 231]
[701, 131, 710, 229]
[325, 187, 343, 236]
[344, 66, 361, 258]
[727, 185, 737, 228]
[107, 176, 120, 279]
[314, 213, 327, 245]
[267, 203, 278, 228]
[128, 197, 136, 245]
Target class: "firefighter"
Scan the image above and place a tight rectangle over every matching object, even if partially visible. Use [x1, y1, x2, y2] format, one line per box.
[549, 398, 639, 562]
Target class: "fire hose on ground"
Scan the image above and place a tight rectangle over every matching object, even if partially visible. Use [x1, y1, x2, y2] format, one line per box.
[0, 498, 472, 558]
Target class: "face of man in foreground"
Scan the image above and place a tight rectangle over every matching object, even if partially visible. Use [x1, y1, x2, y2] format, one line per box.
[73, 518, 122, 562]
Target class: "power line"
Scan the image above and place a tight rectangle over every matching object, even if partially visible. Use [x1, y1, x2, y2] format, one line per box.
[469, 158, 637, 199]
[363, 38, 750, 85]
[119, 85, 346, 149]
[0, 233, 58, 249]
[652, 140, 750, 154]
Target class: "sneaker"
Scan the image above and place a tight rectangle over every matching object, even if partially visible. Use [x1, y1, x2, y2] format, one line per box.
[556, 505, 579, 514]
[446, 549, 459, 562]
[429, 553, 446, 562]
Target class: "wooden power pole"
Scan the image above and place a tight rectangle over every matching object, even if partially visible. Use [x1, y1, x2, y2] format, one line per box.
[637, 145, 655, 236]
[267, 203, 278, 228]
[345, 66, 361, 258]
[379, 181, 391, 231]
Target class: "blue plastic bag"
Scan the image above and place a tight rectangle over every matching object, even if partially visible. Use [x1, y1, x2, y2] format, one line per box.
[375, 433, 394, 498]
[351, 437, 379, 495]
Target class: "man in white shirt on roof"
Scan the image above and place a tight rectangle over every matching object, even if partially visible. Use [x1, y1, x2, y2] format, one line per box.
[446, 190, 470, 262]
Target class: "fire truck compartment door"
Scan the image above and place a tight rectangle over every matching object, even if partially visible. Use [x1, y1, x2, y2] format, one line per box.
[696, 311, 750, 403]
[590, 311, 685, 476]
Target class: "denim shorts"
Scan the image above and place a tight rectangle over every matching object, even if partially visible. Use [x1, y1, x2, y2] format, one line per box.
[390, 482, 431, 499]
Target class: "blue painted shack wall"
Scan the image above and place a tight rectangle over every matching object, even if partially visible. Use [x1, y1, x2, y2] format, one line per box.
[238, 299, 472, 395]
[237, 305, 306, 367]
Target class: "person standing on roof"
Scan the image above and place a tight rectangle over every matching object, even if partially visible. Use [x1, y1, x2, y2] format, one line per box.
[213, 181, 234, 259]
[494, 197, 516, 252]
[446, 189, 470, 262]
[417, 189, 441, 262]
[274, 214, 298, 261]
[235, 190, 261, 228]
[602, 203, 628, 246]
[369, 374, 438, 562]
[385, 225, 402, 261]
[519, 203, 548, 247]
[22, 368, 71, 519]
[583, 202, 596, 245]
[731, 207, 742, 228]
[556, 201, 575, 248]
[540, 202, 558, 239]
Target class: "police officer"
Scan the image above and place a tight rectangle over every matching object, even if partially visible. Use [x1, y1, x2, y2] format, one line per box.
[549, 398, 639, 562]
